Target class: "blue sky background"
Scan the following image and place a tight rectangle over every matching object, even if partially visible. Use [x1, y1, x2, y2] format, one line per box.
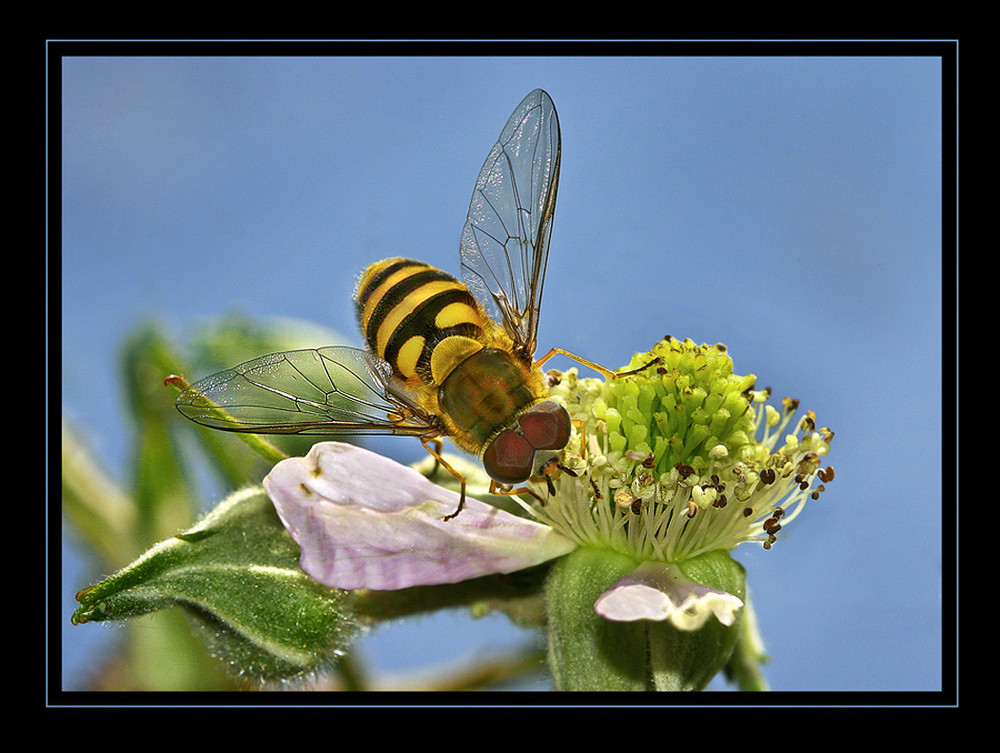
[59, 50, 949, 694]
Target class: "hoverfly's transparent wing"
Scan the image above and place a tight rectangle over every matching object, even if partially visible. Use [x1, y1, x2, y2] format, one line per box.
[460, 89, 561, 360]
[175, 346, 439, 437]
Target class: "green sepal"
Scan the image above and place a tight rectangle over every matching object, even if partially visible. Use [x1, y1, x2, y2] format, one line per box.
[723, 587, 771, 691]
[544, 547, 747, 691]
[73, 487, 358, 685]
[545, 547, 649, 691]
[649, 551, 747, 691]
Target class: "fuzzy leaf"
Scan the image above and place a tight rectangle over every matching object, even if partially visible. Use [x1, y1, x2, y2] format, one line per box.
[73, 487, 357, 684]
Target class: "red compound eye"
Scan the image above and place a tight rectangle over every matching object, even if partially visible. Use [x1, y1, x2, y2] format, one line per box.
[518, 400, 571, 450]
[483, 429, 535, 484]
[482, 402, 571, 485]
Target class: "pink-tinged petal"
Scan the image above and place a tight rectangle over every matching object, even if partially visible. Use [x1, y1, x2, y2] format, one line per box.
[593, 561, 743, 630]
[263, 442, 576, 591]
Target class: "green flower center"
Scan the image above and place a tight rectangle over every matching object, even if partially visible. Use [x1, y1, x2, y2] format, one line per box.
[531, 337, 835, 563]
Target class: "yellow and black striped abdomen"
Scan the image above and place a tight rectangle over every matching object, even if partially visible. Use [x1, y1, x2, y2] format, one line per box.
[356, 258, 492, 387]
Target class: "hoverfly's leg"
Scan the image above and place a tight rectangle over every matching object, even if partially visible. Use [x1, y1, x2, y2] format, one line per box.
[589, 476, 603, 500]
[424, 437, 443, 479]
[534, 347, 617, 379]
[533, 347, 663, 380]
[490, 459, 579, 507]
[611, 355, 664, 378]
[489, 479, 546, 506]
[420, 437, 467, 521]
[537, 458, 577, 499]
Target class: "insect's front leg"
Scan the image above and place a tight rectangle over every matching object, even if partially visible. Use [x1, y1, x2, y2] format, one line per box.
[421, 437, 467, 521]
[534, 347, 663, 380]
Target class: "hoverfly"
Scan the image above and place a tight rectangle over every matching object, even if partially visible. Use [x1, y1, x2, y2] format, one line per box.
[176, 89, 606, 518]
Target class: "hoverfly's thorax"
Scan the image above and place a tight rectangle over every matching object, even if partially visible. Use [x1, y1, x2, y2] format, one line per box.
[437, 348, 538, 445]
[429, 335, 484, 385]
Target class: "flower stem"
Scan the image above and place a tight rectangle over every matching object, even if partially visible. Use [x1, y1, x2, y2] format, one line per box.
[164, 374, 288, 464]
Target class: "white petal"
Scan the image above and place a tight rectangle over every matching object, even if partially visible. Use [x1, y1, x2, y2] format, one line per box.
[593, 561, 743, 630]
[264, 442, 576, 590]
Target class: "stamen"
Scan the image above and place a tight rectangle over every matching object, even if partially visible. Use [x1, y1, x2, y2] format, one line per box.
[524, 337, 834, 563]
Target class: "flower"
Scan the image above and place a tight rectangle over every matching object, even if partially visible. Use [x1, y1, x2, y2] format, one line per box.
[263, 336, 835, 690]
[264, 442, 576, 591]
[542, 336, 836, 560]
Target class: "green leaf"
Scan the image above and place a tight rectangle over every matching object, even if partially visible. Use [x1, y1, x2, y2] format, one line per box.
[62, 421, 137, 567]
[120, 325, 197, 544]
[73, 487, 358, 685]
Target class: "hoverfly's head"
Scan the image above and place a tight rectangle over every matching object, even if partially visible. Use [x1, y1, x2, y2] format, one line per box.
[482, 400, 571, 485]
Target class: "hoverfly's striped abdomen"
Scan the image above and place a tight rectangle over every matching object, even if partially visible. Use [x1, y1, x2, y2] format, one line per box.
[356, 258, 490, 387]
